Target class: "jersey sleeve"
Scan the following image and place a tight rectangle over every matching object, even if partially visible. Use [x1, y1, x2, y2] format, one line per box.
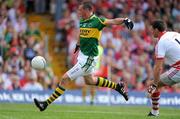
[97, 17, 107, 30]
[155, 40, 166, 60]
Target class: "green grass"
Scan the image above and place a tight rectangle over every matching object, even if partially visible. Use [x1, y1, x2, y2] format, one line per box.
[0, 103, 180, 119]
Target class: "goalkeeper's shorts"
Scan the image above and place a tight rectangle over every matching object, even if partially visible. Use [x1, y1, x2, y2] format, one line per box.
[67, 51, 98, 80]
[160, 67, 180, 86]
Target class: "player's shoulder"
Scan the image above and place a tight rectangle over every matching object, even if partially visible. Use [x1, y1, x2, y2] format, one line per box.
[93, 15, 107, 26]
[163, 31, 179, 38]
[92, 14, 106, 21]
[91, 14, 100, 19]
[80, 14, 100, 23]
[160, 31, 175, 41]
[158, 31, 179, 45]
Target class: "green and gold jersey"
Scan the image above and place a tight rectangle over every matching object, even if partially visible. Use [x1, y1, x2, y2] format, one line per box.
[79, 14, 106, 56]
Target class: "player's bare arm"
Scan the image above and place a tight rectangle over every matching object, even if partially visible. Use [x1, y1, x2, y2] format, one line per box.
[147, 59, 164, 96]
[153, 59, 164, 86]
[104, 18, 125, 25]
[104, 18, 134, 30]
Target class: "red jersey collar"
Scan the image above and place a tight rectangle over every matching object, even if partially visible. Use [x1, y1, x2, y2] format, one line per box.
[158, 31, 166, 41]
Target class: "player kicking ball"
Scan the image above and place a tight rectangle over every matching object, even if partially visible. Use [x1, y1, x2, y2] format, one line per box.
[147, 20, 180, 116]
[34, 1, 133, 111]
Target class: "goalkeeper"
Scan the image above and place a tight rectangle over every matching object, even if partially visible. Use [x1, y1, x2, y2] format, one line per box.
[34, 1, 133, 111]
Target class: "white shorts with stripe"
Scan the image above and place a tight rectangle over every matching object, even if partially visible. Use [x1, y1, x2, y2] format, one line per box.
[160, 68, 180, 86]
[66, 51, 99, 80]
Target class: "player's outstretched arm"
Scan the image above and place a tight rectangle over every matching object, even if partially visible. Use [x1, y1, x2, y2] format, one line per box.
[104, 18, 134, 30]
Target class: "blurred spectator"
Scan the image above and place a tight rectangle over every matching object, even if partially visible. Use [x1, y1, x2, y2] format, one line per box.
[174, 15, 180, 32]
[22, 72, 43, 91]
[35, 0, 46, 14]
[10, 74, 20, 90]
[26, 0, 35, 13]
[24, 37, 37, 60]
[25, 22, 42, 41]
[14, 13, 27, 34]
[133, 9, 145, 31]
[50, 0, 56, 16]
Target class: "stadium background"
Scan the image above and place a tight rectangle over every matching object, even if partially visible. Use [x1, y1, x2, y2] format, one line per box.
[0, 0, 180, 118]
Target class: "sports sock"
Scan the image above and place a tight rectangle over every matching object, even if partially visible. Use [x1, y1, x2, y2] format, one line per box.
[46, 85, 65, 105]
[151, 91, 160, 115]
[96, 77, 117, 89]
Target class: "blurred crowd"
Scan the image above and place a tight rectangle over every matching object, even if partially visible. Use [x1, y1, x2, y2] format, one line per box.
[0, 0, 180, 93]
[0, 0, 57, 91]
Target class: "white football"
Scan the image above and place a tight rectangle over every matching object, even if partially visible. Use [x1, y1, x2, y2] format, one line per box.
[31, 56, 46, 70]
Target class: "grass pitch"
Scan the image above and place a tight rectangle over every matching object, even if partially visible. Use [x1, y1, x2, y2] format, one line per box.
[0, 103, 180, 119]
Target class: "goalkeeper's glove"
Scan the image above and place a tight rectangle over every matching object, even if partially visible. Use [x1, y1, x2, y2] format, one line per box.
[147, 83, 157, 97]
[123, 18, 134, 30]
[74, 44, 80, 54]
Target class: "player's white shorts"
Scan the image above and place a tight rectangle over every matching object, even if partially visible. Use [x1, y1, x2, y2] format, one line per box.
[67, 51, 99, 80]
[160, 68, 180, 86]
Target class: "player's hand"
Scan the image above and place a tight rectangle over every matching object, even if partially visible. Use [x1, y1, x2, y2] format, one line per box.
[74, 44, 80, 54]
[147, 83, 157, 98]
[123, 18, 134, 30]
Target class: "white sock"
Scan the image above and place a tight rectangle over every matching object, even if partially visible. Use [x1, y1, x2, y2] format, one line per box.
[151, 109, 159, 115]
[151, 91, 160, 116]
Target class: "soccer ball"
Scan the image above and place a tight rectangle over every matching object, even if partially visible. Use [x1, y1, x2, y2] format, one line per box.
[31, 56, 46, 70]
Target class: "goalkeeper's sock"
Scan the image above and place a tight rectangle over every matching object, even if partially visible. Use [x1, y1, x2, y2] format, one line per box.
[151, 91, 160, 116]
[96, 77, 117, 89]
[46, 85, 65, 105]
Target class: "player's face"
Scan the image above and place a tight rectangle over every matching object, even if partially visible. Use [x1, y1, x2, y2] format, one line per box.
[77, 5, 84, 18]
[152, 28, 159, 38]
[77, 5, 89, 19]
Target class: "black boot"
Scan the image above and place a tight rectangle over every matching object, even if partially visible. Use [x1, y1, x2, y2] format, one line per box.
[34, 98, 48, 111]
[115, 82, 129, 101]
[147, 112, 159, 117]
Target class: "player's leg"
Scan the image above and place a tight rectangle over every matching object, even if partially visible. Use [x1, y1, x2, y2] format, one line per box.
[83, 74, 128, 101]
[147, 90, 160, 116]
[34, 73, 70, 111]
[34, 63, 84, 111]
[148, 68, 180, 116]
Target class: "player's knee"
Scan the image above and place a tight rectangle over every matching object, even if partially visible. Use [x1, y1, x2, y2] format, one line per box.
[59, 73, 71, 88]
[84, 80, 91, 85]
[84, 75, 97, 85]
[84, 78, 96, 85]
